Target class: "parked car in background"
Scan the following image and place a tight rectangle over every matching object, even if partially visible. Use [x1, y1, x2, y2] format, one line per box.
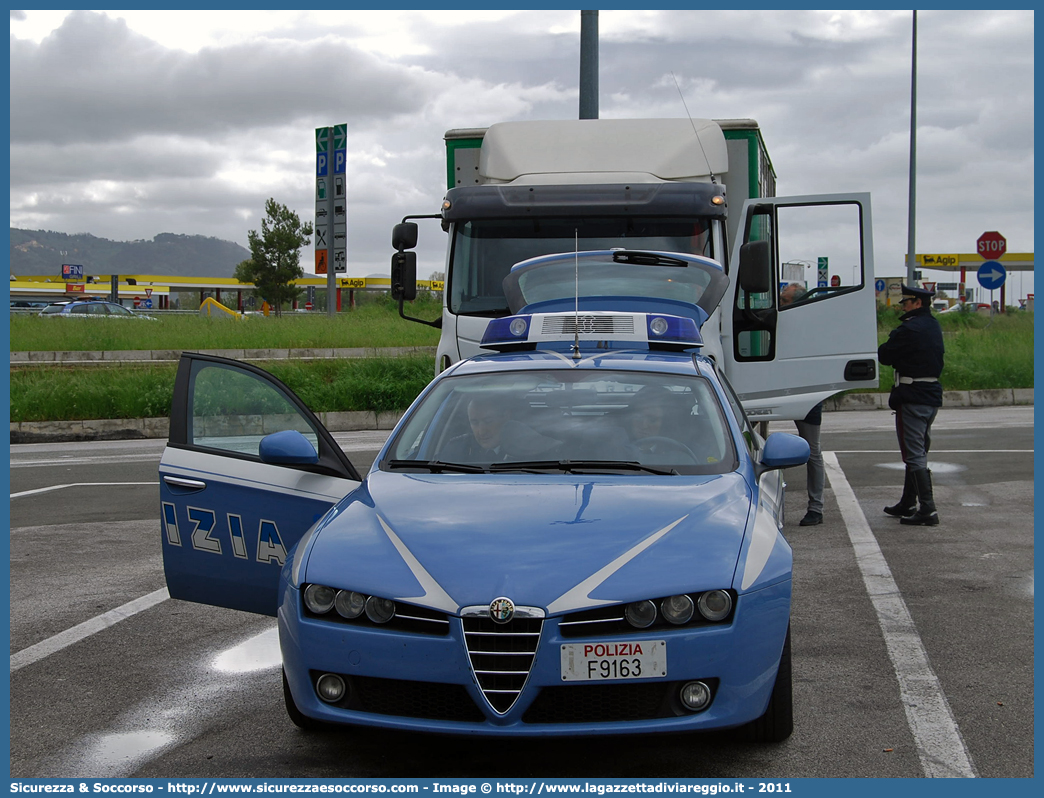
[38, 299, 155, 319]
[938, 302, 992, 314]
[10, 300, 51, 312]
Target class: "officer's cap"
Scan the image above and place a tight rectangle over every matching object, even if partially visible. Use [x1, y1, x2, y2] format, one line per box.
[900, 284, 934, 300]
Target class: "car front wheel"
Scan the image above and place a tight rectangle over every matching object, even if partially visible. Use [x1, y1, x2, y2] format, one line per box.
[741, 625, 793, 743]
[282, 668, 325, 731]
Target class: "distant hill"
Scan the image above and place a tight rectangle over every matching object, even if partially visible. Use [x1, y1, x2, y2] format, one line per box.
[9, 229, 251, 278]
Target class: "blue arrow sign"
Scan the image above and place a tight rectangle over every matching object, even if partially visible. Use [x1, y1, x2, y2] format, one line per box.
[875, 279, 886, 292]
[977, 261, 1006, 290]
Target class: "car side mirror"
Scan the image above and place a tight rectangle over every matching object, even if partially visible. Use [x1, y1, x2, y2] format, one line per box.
[759, 432, 810, 472]
[392, 222, 418, 251]
[738, 240, 772, 294]
[258, 429, 319, 465]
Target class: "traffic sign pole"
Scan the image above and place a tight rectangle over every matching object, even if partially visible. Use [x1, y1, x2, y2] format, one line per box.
[976, 231, 1007, 313]
[315, 127, 333, 314]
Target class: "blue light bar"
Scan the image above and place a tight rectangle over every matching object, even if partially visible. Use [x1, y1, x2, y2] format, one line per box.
[646, 314, 702, 346]
[481, 315, 532, 346]
[481, 311, 702, 351]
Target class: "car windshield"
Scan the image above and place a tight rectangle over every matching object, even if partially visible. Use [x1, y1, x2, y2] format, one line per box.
[448, 217, 713, 316]
[383, 368, 737, 476]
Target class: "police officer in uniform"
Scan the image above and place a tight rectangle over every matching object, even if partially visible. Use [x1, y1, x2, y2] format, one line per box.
[877, 284, 945, 525]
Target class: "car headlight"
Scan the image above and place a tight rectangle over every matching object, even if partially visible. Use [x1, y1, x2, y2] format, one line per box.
[661, 594, 695, 625]
[697, 590, 733, 622]
[335, 590, 367, 619]
[303, 584, 336, 614]
[623, 600, 657, 628]
[305, 585, 399, 623]
[365, 596, 396, 624]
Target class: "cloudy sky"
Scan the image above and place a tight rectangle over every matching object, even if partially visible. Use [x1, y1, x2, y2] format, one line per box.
[8, 9, 1035, 298]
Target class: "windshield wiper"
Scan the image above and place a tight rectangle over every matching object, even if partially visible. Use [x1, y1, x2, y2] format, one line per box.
[386, 459, 488, 474]
[488, 460, 677, 476]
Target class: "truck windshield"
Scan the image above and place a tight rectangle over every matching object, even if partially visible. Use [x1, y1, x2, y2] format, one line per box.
[449, 217, 713, 316]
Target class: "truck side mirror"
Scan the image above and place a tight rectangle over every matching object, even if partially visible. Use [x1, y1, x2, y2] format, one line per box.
[391, 251, 418, 301]
[392, 222, 418, 251]
[738, 240, 772, 294]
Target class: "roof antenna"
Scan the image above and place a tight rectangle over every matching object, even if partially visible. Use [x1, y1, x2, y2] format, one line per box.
[671, 71, 717, 184]
[571, 230, 581, 361]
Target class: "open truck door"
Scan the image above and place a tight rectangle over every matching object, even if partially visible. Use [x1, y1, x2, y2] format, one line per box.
[159, 354, 361, 616]
[722, 193, 879, 422]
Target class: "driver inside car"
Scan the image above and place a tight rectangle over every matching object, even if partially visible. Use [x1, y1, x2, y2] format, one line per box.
[624, 387, 720, 465]
[624, 388, 681, 457]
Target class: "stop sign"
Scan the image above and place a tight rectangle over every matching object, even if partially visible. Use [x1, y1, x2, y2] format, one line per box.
[977, 231, 1006, 259]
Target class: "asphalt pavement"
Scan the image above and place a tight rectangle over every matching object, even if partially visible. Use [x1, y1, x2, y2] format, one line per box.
[8, 407, 1034, 778]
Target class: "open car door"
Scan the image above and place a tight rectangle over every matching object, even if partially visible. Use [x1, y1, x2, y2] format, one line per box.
[721, 193, 879, 422]
[159, 353, 361, 616]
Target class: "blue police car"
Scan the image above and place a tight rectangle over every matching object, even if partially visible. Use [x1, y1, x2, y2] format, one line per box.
[159, 252, 808, 741]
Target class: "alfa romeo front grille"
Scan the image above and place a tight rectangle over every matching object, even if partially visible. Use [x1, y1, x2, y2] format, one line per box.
[462, 612, 543, 714]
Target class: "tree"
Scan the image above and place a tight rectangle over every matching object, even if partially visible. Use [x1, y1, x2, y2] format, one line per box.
[234, 198, 313, 315]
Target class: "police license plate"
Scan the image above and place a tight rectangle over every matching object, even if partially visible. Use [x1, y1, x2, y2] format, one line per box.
[560, 640, 667, 681]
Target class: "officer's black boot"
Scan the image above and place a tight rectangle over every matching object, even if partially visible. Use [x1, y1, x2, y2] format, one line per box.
[901, 468, 939, 526]
[884, 466, 917, 517]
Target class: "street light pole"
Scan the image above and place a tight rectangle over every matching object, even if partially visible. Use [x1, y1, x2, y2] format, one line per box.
[906, 10, 918, 286]
[579, 10, 598, 120]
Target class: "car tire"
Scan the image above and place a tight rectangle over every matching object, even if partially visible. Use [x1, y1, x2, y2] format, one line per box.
[741, 625, 793, 743]
[283, 668, 325, 731]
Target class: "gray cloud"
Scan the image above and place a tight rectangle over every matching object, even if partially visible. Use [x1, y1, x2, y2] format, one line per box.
[8, 9, 1035, 289]
[10, 10, 432, 146]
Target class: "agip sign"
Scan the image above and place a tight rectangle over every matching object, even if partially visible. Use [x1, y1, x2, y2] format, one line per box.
[917, 254, 960, 269]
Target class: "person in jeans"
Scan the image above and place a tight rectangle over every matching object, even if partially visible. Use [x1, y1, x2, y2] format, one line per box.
[780, 283, 824, 526]
[793, 402, 825, 526]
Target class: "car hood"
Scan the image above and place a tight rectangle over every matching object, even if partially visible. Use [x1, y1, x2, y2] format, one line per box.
[302, 470, 755, 616]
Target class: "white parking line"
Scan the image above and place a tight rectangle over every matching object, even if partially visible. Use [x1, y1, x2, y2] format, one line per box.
[824, 451, 977, 778]
[10, 481, 155, 499]
[10, 588, 170, 673]
[829, 450, 1032, 454]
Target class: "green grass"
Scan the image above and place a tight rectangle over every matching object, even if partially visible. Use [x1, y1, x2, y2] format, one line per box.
[9, 294, 443, 352]
[11, 364, 180, 422]
[874, 307, 1034, 392]
[9, 302, 1033, 423]
[10, 356, 435, 422]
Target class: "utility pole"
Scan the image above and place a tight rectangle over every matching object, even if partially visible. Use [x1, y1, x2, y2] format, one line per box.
[906, 10, 918, 286]
[579, 10, 598, 119]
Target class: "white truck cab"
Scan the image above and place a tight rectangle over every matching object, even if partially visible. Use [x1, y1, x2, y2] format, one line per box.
[391, 118, 878, 422]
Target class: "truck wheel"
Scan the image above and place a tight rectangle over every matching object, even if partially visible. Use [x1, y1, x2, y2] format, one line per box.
[741, 625, 793, 743]
[283, 668, 325, 731]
